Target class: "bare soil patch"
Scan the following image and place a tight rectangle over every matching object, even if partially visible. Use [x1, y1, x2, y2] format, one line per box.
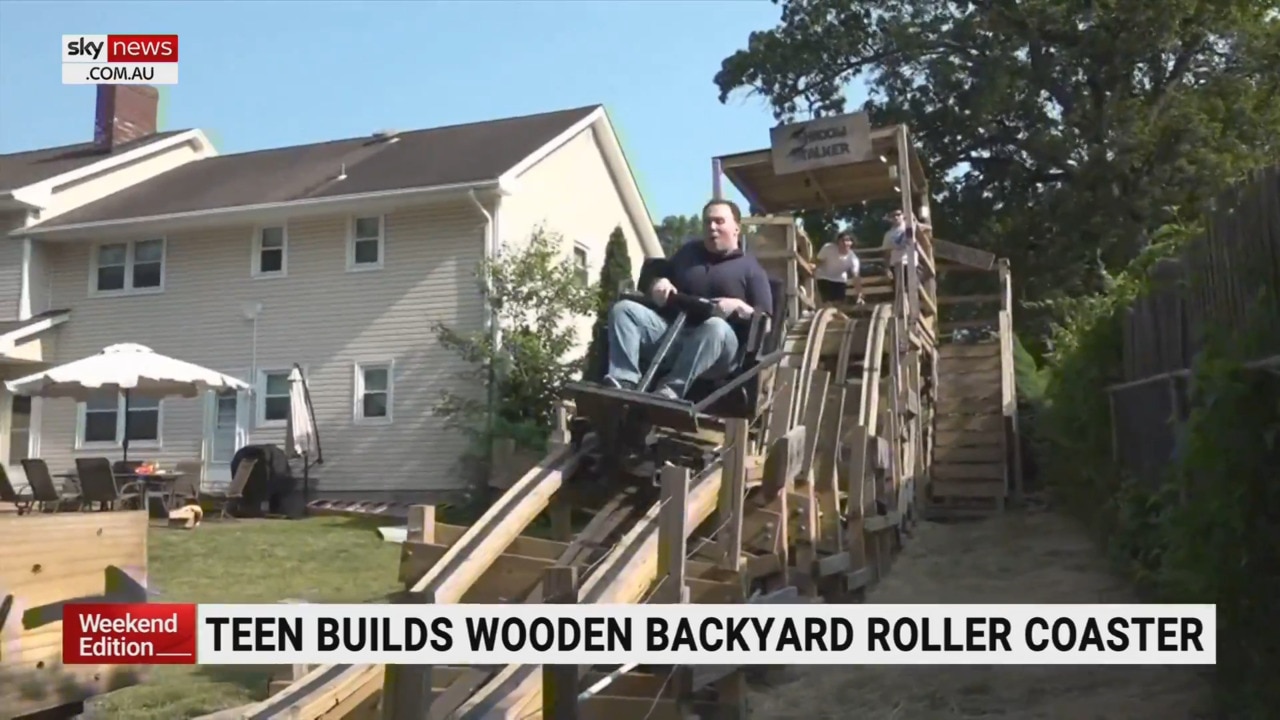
[750, 510, 1213, 720]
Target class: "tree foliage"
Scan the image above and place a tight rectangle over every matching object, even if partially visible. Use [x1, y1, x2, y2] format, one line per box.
[433, 227, 598, 465]
[715, 0, 1280, 349]
[654, 214, 702, 256]
[585, 226, 635, 381]
[1034, 210, 1280, 715]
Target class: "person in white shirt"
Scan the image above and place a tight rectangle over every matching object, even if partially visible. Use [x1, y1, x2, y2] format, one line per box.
[882, 209, 917, 271]
[814, 231, 864, 305]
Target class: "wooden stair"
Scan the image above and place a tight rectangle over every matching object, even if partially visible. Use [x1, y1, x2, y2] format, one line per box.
[928, 340, 1009, 516]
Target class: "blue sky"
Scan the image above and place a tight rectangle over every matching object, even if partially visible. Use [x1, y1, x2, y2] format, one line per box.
[0, 0, 792, 220]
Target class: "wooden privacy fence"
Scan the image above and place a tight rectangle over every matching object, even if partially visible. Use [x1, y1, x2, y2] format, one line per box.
[1107, 165, 1280, 486]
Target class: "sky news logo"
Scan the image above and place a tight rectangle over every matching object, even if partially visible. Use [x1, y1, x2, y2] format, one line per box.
[62, 34, 179, 86]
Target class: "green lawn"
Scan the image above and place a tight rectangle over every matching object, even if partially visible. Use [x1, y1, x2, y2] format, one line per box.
[90, 516, 404, 720]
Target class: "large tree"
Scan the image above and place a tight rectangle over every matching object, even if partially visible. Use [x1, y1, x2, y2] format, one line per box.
[715, 0, 1280, 346]
[584, 226, 635, 381]
[655, 214, 702, 256]
[433, 227, 597, 487]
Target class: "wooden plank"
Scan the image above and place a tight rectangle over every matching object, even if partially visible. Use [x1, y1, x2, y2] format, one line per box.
[941, 355, 1002, 373]
[934, 444, 1005, 463]
[381, 589, 435, 720]
[717, 418, 749, 571]
[541, 566, 579, 720]
[935, 429, 1004, 448]
[456, 469, 728, 719]
[933, 463, 1004, 480]
[931, 479, 1006, 498]
[1, 511, 149, 719]
[399, 548, 551, 603]
[260, 448, 583, 720]
[934, 413, 1003, 433]
[938, 374, 1001, 398]
[935, 395, 1001, 414]
[938, 294, 1002, 306]
[933, 238, 997, 270]
[942, 318, 997, 332]
[658, 465, 690, 603]
[427, 493, 639, 720]
[938, 342, 1001, 358]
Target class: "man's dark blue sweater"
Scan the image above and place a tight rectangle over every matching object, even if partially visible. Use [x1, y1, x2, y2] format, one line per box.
[660, 240, 774, 323]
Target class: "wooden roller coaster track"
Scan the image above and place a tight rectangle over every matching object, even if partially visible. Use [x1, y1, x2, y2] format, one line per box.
[197, 116, 1020, 720]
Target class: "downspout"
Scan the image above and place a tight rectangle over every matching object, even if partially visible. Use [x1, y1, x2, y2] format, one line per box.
[467, 189, 501, 494]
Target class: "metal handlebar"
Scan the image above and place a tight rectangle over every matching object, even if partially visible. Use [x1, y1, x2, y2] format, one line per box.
[619, 290, 714, 315]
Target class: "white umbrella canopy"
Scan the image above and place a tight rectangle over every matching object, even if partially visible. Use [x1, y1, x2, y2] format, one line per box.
[285, 365, 320, 459]
[4, 343, 251, 400]
[284, 363, 323, 503]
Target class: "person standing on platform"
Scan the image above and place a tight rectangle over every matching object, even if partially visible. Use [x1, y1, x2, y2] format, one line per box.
[814, 231, 865, 306]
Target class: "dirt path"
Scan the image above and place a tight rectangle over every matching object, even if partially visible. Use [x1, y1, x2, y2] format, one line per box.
[750, 510, 1213, 720]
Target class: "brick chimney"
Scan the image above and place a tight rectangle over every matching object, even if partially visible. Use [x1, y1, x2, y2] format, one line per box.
[93, 85, 159, 151]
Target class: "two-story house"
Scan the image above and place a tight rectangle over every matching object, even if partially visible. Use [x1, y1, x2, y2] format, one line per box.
[4, 85, 662, 501]
[1, 85, 217, 483]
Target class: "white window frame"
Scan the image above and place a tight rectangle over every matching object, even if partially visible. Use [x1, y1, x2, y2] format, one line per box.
[251, 224, 289, 279]
[255, 368, 295, 429]
[347, 215, 385, 272]
[572, 242, 590, 288]
[353, 359, 395, 425]
[89, 237, 167, 296]
[74, 392, 163, 450]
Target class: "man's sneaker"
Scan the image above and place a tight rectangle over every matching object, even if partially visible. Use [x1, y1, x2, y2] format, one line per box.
[603, 376, 635, 391]
[654, 386, 679, 400]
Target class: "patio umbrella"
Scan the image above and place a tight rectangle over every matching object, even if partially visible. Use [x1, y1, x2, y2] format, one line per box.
[284, 363, 322, 501]
[5, 342, 251, 461]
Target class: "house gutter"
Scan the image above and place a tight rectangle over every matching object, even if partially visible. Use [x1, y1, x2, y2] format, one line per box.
[467, 183, 514, 493]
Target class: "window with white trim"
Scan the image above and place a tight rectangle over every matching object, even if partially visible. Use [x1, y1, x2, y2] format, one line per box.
[93, 238, 165, 294]
[572, 244, 589, 288]
[354, 361, 393, 423]
[256, 369, 292, 427]
[348, 216, 384, 270]
[253, 225, 288, 277]
[77, 390, 161, 447]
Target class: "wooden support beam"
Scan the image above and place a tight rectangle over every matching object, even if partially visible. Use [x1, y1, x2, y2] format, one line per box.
[658, 464, 690, 604]
[382, 505, 438, 720]
[542, 566, 579, 720]
[548, 406, 574, 540]
[381, 588, 436, 720]
[411, 447, 581, 601]
[458, 469, 726, 719]
[255, 449, 582, 720]
[717, 418, 748, 571]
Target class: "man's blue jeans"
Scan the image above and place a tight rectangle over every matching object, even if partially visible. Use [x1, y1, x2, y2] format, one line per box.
[605, 299, 739, 398]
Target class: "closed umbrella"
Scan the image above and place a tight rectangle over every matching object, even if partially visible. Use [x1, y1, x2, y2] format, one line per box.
[284, 363, 322, 501]
[6, 342, 251, 461]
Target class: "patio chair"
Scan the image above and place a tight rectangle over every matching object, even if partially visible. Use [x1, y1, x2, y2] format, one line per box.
[75, 457, 143, 511]
[171, 460, 204, 507]
[205, 457, 257, 519]
[20, 459, 80, 512]
[1, 464, 35, 515]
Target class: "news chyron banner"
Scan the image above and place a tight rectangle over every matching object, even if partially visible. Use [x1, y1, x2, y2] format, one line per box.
[62, 34, 179, 85]
[61, 603, 1217, 667]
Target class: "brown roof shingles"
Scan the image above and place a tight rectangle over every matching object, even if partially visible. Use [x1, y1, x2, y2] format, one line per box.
[34, 105, 600, 229]
[0, 131, 187, 193]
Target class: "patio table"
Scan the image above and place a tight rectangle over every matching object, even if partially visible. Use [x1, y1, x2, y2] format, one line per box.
[54, 470, 184, 515]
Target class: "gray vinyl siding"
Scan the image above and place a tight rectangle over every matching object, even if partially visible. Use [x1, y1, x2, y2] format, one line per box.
[27, 240, 50, 316]
[0, 212, 27, 320]
[36, 202, 485, 498]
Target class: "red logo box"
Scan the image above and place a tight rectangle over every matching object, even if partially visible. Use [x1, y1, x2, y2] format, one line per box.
[62, 603, 197, 664]
[106, 34, 179, 63]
